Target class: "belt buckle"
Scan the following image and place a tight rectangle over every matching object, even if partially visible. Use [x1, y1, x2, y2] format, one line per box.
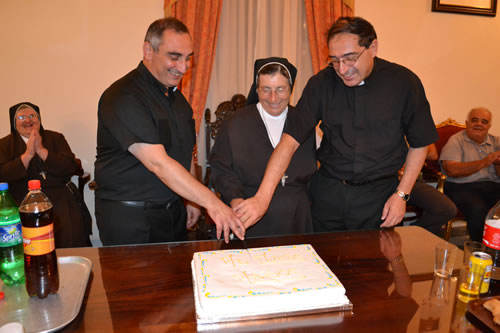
[342, 179, 349, 185]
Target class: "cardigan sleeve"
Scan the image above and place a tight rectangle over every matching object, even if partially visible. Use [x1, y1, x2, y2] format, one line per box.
[0, 135, 30, 182]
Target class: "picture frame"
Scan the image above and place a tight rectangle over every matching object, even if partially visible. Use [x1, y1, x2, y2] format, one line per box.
[432, 0, 497, 16]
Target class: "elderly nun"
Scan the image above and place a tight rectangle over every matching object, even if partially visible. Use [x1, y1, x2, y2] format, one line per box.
[0, 102, 91, 247]
[209, 57, 317, 237]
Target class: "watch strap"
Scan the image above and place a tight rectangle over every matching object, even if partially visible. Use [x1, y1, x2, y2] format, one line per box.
[395, 190, 410, 202]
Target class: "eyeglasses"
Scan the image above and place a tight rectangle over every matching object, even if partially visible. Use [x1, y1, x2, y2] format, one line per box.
[257, 86, 290, 97]
[328, 47, 366, 68]
[16, 114, 39, 121]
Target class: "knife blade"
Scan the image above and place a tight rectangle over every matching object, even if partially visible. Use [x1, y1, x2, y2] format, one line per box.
[222, 233, 252, 259]
[241, 238, 252, 260]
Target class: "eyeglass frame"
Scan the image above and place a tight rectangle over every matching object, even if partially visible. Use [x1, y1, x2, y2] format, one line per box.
[16, 114, 39, 121]
[328, 47, 367, 68]
[257, 86, 291, 98]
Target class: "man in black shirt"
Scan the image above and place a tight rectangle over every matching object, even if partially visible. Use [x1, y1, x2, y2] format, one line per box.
[95, 17, 244, 245]
[235, 17, 438, 232]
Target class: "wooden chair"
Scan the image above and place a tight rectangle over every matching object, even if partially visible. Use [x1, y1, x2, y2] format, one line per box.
[421, 118, 467, 240]
[74, 158, 91, 198]
[202, 94, 247, 229]
[204, 94, 247, 189]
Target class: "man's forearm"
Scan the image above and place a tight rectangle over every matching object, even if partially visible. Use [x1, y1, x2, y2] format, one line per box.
[255, 133, 300, 202]
[130, 143, 219, 209]
[398, 146, 428, 194]
[442, 159, 488, 178]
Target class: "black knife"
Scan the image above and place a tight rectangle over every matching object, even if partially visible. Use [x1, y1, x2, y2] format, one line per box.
[241, 238, 252, 259]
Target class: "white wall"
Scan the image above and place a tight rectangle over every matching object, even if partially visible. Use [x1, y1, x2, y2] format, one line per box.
[356, 0, 500, 133]
[0, 0, 165, 245]
[1, 0, 498, 245]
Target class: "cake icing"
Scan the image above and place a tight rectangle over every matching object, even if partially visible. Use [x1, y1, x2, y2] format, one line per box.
[192, 244, 350, 322]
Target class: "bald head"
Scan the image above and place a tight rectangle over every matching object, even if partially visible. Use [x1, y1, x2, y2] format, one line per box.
[465, 107, 492, 144]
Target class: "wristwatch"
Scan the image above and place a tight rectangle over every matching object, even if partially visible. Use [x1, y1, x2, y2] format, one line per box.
[395, 190, 410, 202]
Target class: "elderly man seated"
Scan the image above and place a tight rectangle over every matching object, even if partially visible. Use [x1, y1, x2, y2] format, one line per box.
[439, 107, 500, 242]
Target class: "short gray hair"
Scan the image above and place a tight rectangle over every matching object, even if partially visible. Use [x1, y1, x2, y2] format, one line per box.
[144, 17, 190, 52]
[467, 107, 492, 121]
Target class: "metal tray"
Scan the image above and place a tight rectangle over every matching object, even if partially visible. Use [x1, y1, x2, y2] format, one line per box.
[467, 296, 500, 333]
[0, 256, 92, 333]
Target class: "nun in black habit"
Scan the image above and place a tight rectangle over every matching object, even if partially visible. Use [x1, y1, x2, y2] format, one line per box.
[209, 57, 317, 238]
[0, 102, 91, 247]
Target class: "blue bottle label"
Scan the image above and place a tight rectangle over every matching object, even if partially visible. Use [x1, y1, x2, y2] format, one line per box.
[0, 219, 23, 247]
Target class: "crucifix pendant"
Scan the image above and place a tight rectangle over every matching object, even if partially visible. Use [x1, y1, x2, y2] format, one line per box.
[281, 174, 288, 187]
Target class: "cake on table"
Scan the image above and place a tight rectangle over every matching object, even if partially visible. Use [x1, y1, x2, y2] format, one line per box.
[191, 244, 351, 324]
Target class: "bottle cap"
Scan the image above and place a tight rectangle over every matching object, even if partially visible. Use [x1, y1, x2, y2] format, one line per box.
[0, 322, 24, 333]
[0, 183, 8, 191]
[27, 180, 41, 191]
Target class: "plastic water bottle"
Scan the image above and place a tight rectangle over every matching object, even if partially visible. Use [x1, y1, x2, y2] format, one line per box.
[20, 179, 59, 298]
[482, 200, 500, 280]
[0, 183, 25, 285]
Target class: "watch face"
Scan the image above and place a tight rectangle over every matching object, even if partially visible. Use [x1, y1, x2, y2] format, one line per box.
[397, 191, 410, 201]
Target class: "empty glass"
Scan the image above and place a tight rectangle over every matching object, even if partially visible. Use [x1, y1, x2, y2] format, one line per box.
[434, 242, 457, 278]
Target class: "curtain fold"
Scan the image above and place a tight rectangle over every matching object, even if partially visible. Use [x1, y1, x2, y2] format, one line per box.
[304, 0, 354, 74]
[164, 0, 222, 133]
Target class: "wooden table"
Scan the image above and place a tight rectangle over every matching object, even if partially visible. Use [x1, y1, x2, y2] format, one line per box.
[50, 226, 495, 332]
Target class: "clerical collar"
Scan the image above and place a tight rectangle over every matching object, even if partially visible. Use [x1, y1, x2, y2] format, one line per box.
[137, 61, 178, 96]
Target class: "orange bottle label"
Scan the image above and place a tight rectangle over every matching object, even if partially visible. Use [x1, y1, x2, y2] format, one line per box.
[22, 224, 55, 255]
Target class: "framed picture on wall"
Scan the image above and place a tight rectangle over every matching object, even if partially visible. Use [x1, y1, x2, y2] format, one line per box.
[432, 0, 497, 16]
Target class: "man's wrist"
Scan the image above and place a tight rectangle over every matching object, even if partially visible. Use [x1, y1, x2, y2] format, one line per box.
[395, 190, 410, 202]
[390, 255, 404, 263]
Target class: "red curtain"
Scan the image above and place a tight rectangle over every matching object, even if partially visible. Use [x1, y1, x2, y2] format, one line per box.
[304, 0, 354, 74]
[164, 0, 222, 134]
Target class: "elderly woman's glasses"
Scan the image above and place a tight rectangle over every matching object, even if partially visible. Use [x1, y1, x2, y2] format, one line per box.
[328, 47, 366, 68]
[257, 86, 290, 98]
[16, 114, 39, 121]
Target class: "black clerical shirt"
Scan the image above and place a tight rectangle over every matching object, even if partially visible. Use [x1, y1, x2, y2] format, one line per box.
[285, 57, 438, 181]
[95, 62, 195, 201]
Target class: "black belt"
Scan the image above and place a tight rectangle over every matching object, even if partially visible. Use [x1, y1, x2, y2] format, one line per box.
[117, 199, 179, 209]
[340, 174, 397, 186]
[319, 169, 397, 186]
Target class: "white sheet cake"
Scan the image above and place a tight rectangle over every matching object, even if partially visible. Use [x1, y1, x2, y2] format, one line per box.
[191, 244, 351, 323]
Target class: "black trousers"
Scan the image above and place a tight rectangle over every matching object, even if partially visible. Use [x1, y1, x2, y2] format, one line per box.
[310, 171, 399, 232]
[408, 181, 457, 236]
[95, 198, 187, 246]
[444, 181, 500, 242]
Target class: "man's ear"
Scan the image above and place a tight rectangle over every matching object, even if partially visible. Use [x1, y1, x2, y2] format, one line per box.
[369, 39, 378, 57]
[143, 41, 153, 60]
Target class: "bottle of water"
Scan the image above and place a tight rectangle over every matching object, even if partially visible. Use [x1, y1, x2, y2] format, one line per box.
[0, 183, 25, 285]
[20, 179, 59, 298]
[483, 200, 500, 280]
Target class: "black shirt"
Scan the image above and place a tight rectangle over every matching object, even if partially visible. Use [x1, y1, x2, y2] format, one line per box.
[95, 62, 195, 201]
[286, 57, 438, 181]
